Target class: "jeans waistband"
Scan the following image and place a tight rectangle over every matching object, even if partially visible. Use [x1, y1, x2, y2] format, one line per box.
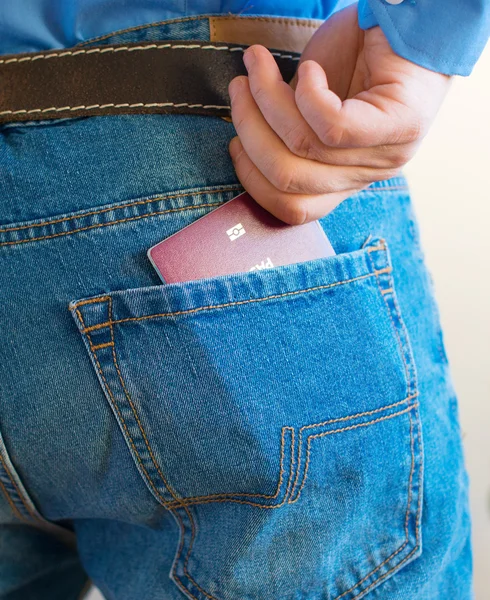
[0, 14, 323, 125]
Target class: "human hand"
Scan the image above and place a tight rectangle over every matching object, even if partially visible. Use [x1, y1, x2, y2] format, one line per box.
[227, 4, 452, 224]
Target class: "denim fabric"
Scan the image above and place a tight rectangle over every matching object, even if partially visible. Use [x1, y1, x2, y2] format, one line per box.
[0, 1, 354, 55]
[0, 15, 473, 600]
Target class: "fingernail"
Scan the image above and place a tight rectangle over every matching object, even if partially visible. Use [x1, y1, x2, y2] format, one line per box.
[243, 48, 256, 71]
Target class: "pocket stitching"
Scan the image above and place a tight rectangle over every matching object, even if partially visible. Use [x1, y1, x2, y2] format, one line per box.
[0, 201, 226, 247]
[0, 447, 44, 525]
[79, 272, 377, 335]
[328, 240, 423, 600]
[74, 303, 175, 508]
[288, 399, 418, 506]
[163, 395, 416, 509]
[75, 301, 220, 600]
[348, 413, 424, 600]
[72, 241, 423, 600]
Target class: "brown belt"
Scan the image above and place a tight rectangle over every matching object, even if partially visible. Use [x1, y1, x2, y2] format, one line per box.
[0, 16, 323, 125]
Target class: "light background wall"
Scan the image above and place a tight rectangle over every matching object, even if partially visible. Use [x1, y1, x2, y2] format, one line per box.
[404, 44, 490, 599]
[87, 44, 490, 600]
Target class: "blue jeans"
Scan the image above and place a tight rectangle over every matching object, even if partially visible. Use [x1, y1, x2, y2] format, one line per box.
[0, 15, 473, 600]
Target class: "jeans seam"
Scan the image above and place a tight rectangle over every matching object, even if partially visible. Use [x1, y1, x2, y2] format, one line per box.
[0, 186, 241, 233]
[0, 476, 25, 521]
[0, 450, 44, 524]
[77, 14, 213, 47]
[0, 201, 226, 247]
[79, 273, 377, 334]
[0, 185, 407, 244]
[288, 401, 418, 506]
[331, 239, 422, 599]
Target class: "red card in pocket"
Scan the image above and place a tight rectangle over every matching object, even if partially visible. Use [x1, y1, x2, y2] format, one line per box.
[148, 191, 335, 283]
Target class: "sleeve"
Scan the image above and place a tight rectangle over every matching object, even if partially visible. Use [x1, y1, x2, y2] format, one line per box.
[357, 0, 490, 76]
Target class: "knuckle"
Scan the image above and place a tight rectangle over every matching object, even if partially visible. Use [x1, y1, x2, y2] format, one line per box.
[232, 113, 247, 135]
[387, 150, 410, 168]
[283, 124, 315, 159]
[236, 158, 257, 188]
[250, 82, 268, 104]
[402, 112, 424, 144]
[279, 197, 308, 226]
[294, 77, 310, 107]
[268, 158, 295, 193]
[318, 121, 346, 147]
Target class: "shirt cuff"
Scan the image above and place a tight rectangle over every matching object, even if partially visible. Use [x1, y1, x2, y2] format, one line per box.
[357, 0, 490, 76]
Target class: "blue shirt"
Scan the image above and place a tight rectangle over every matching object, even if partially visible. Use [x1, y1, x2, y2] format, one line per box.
[0, 1, 488, 76]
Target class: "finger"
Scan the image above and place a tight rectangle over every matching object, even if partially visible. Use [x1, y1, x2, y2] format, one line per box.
[243, 45, 325, 161]
[228, 76, 399, 195]
[242, 47, 417, 168]
[295, 60, 423, 148]
[228, 136, 364, 225]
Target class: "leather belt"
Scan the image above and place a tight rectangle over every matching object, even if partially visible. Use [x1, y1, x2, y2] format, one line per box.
[0, 39, 301, 125]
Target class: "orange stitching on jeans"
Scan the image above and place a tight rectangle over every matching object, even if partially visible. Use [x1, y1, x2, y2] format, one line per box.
[0, 451, 42, 523]
[0, 187, 405, 238]
[165, 425, 290, 503]
[288, 403, 418, 505]
[91, 342, 114, 351]
[353, 545, 420, 600]
[287, 394, 416, 501]
[367, 250, 411, 396]
[0, 202, 224, 247]
[171, 396, 416, 506]
[180, 431, 296, 600]
[109, 296, 181, 502]
[0, 187, 240, 233]
[0, 476, 26, 522]
[164, 427, 296, 510]
[105, 273, 376, 327]
[403, 409, 415, 540]
[76, 301, 221, 600]
[164, 406, 419, 512]
[73, 296, 111, 308]
[84, 246, 388, 334]
[171, 509, 200, 600]
[174, 428, 298, 600]
[349, 426, 423, 600]
[76, 298, 299, 511]
[74, 306, 171, 507]
[334, 256, 423, 599]
[105, 294, 228, 600]
[390, 275, 420, 394]
[82, 322, 111, 333]
[299, 395, 416, 432]
[333, 409, 416, 599]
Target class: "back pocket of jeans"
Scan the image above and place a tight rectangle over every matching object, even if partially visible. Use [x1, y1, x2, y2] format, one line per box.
[69, 236, 423, 600]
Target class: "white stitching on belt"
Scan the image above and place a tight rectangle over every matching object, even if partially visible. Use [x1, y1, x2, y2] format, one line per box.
[0, 102, 232, 117]
[0, 43, 301, 65]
